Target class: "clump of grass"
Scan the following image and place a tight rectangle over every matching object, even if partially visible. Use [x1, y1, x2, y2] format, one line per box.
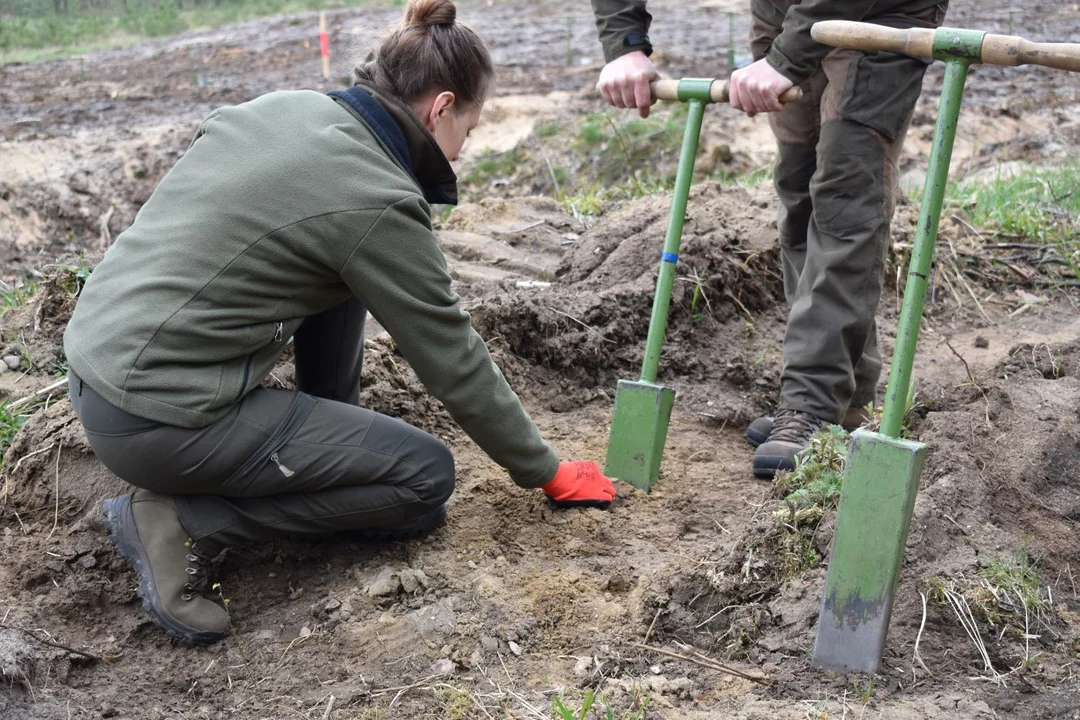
[771, 425, 849, 578]
[774, 425, 848, 522]
[535, 121, 561, 139]
[927, 545, 1052, 680]
[460, 147, 523, 188]
[552, 688, 650, 720]
[0, 279, 38, 314]
[0, 397, 46, 473]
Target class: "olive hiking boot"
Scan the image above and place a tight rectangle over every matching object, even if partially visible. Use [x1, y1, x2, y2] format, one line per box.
[751, 409, 830, 479]
[746, 405, 871, 448]
[103, 491, 229, 645]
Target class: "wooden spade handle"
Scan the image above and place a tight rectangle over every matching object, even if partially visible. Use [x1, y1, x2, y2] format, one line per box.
[811, 20, 1080, 73]
[650, 79, 803, 104]
[982, 34, 1080, 73]
[810, 21, 935, 57]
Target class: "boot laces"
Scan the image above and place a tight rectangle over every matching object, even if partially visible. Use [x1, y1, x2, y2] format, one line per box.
[182, 538, 211, 602]
[768, 409, 827, 444]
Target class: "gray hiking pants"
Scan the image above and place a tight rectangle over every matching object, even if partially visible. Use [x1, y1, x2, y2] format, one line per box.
[751, 1, 945, 422]
[69, 298, 455, 552]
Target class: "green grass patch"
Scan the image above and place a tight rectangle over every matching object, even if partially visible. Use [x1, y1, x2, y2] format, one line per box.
[944, 163, 1080, 244]
[0, 279, 38, 313]
[0, 397, 40, 473]
[927, 544, 1051, 675]
[534, 121, 561, 139]
[772, 425, 849, 579]
[1, 0, 401, 65]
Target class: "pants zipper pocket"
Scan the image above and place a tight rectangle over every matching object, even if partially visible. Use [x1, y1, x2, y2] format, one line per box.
[223, 393, 317, 490]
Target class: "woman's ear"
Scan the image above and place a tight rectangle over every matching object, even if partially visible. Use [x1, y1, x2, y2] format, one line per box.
[428, 91, 456, 133]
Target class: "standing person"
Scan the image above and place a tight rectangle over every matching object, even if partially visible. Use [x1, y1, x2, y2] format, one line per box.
[64, 0, 616, 646]
[591, 0, 947, 477]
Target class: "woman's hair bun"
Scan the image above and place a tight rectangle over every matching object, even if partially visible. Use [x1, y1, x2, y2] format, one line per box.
[403, 0, 456, 27]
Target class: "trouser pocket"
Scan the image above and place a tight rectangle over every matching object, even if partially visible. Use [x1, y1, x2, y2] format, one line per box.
[222, 392, 318, 493]
[838, 50, 930, 143]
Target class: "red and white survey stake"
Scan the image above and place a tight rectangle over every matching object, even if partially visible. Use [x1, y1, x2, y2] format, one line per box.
[319, 12, 330, 80]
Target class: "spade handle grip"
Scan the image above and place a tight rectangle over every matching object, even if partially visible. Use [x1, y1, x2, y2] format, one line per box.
[810, 21, 935, 57]
[811, 20, 1080, 73]
[650, 79, 803, 104]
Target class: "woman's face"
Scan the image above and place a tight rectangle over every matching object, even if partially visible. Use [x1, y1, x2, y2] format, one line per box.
[417, 91, 483, 163]
[435, 102, 483, 162]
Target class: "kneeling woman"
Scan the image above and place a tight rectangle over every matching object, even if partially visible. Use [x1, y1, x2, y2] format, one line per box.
[64, 0, 615, 646]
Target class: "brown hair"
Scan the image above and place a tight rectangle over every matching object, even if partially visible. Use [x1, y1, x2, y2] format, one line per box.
[357, 0, 494, 108]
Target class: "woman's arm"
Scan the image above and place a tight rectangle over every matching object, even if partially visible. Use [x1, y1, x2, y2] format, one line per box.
[340, 196, 560, 488]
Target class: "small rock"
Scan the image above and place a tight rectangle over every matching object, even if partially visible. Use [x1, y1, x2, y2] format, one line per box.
[430, 658, 455, 677]
[0, 362, 7, 375]
[650, 665, 661, 675]
[466, 560, 478, 570]
[400, 569, 420, 594]
[480, 636, 499, 651]
[324, 598, 342, 613]
[974, 336, 989, 349]
[76, 553, 97, 570]
[366, 567, 402, 597]
[572, 656, 592, 678]
[100, 705, 118, 718]
[299, 626, 312, 638]
[411, 568, 430, 588]
[68, 171, 92, 195]
[508, 641, 522, 656]
[3, 355, 20, 370]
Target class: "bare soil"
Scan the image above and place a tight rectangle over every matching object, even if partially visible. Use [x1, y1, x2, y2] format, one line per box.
[2, 1, 1080, 719]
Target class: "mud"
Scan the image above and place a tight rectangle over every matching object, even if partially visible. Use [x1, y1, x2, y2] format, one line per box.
[2, 1, 1080, 718]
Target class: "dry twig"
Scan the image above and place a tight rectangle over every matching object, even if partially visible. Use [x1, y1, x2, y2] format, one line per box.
[0, 623, 101, 662]
[630, 642, 770, 686]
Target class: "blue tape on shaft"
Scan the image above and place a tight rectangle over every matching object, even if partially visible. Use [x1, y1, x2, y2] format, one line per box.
[661, 252, 678, 264]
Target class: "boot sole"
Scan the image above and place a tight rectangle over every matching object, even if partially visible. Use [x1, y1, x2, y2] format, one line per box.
[751, 456, 795, 479]
[352, 504, 447, 542]
[103, 496, 225, 647]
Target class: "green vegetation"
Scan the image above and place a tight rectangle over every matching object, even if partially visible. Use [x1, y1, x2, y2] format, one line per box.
[945, 163, 1080, 245]
[772, 425, 849, 578]
[927, 545, 1051, 677]
[0, 0, 400, 64]
[0, 396, 44, 472]
[552, 688, 650, 720]
[0, 279, 37, 313]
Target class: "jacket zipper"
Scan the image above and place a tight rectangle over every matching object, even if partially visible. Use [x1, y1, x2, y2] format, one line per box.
[235, 323, 284, 402]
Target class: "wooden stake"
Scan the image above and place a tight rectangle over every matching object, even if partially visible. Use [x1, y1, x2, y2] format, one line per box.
[319, 12, 330, 80]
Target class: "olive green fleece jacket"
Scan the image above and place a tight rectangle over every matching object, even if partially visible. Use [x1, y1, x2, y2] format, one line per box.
[63, 87, 561, 488]
[591, 0, 946, 84]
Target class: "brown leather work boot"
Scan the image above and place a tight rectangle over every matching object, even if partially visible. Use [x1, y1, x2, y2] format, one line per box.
[103, 491, 229, 645]
[746, 405, 871, 448]
[751, 409, 831, 479]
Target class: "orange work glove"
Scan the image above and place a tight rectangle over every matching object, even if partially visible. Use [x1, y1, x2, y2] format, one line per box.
[542, 461, 616, 509]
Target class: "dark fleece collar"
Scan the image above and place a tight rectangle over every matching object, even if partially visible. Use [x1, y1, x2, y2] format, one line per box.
[328, 82, 458, 206]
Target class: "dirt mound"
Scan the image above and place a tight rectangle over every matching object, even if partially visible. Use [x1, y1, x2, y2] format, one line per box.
[470, 182, 787, 422]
